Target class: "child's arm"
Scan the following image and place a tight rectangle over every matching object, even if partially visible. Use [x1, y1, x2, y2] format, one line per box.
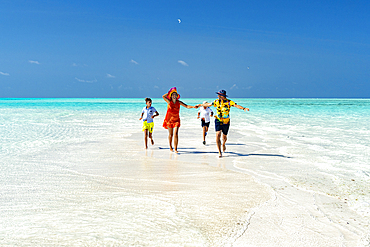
[197, 111, 200, 119]
[139, 112, 144, 120]
[196, 102, 212, 108]
[152, 111, 159, 118]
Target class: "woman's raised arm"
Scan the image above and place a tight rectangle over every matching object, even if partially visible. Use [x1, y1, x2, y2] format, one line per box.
[162, 93, 170, 104]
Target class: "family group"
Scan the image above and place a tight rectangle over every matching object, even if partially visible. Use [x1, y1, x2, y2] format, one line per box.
[139, 87, 249, 158]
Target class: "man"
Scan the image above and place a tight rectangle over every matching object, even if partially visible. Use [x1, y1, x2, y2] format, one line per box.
[197, 90, 249, 157]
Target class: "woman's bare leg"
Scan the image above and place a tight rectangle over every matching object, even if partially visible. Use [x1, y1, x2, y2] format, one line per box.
[168, 128, 174, 151]
[173, 127, 179, 153]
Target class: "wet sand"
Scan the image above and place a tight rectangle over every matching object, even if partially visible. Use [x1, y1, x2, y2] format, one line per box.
[128, 125, 368, 246]
[51, 123, 368, 246]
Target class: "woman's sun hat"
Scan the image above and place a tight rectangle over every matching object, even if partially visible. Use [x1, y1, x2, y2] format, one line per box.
[167, 87, 180, 100]
[216, 89, 227, 97]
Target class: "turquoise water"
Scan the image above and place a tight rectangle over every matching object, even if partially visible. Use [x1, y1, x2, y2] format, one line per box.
[1, 98, 369, 245]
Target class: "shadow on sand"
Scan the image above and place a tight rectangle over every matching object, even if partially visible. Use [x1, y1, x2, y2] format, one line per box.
[158, 147, 291, 159]
[224, 143, 247, 146]
[182, 151, 291, 158]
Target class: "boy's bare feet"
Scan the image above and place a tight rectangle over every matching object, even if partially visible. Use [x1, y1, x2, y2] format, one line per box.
[151, 139, 154, 145]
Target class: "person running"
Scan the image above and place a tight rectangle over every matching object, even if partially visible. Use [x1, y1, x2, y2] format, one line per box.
[162, 87, 198, 153]
[197, 101, 213, 145]
[196, 90, 249, 158]
[139, 98, 159, 149]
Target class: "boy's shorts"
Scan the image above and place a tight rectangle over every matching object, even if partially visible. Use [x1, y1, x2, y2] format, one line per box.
[142, 121, 154, 133]
[201, 119, 210, 128]
[215, 119, 230, 135]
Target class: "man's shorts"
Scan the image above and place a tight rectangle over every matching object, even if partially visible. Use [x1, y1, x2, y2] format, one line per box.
[142, 121, 154, 133]
[215, 119, 230, 135]
[201, 119, 210, 128]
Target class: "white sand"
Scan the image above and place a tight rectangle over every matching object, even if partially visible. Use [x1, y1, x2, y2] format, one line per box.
[43, 122, 368, 246]
[128, 124, 369, 246]
[74, 128, 272, 246]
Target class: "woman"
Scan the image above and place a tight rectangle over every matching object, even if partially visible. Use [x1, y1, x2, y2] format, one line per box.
[162, 87, 197, 153]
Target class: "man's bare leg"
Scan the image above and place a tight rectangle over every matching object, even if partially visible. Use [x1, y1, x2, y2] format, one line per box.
[216, 130, 222, 157]
[222, 134, 228, 152]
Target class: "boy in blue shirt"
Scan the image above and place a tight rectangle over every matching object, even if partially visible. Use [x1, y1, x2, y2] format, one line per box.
[139, 98, 159, 149]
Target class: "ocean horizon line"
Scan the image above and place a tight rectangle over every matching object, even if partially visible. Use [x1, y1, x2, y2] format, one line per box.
[1, 97, 369, 100]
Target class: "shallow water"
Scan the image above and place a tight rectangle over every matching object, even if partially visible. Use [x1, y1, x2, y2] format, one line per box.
[230, 99, 370, 217]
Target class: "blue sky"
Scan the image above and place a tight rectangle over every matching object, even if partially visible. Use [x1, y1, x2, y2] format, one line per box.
[0, 0, 369, 98]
